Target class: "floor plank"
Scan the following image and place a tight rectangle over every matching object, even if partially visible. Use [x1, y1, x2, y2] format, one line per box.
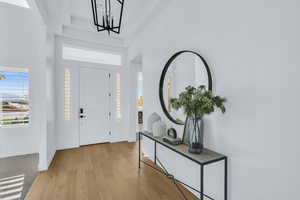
[26, 142, 198, 200]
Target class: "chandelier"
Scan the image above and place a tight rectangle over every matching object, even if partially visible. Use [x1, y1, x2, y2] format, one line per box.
[91, 0, 125, 34]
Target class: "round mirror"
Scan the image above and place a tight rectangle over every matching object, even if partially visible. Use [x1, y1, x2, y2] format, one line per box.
[159, 51, 212, 125]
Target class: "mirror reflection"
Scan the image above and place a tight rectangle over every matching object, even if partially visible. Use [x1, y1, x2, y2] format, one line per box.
[162, 52, 210, 124]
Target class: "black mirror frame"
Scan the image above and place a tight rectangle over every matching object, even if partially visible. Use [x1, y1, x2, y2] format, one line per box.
[159, 50, 213, 125]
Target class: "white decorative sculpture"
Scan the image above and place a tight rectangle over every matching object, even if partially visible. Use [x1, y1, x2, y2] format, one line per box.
[152, 121, 167, 137]
[147, 112, 161, 132]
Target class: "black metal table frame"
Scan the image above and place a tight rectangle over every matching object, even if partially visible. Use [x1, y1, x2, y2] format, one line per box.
[138, 132, 227, 200]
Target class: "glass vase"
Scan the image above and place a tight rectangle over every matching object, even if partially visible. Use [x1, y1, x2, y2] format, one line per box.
[185, 116, 204, 154]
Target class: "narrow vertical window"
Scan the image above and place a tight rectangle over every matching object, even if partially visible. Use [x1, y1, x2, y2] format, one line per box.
[116, 73, 122, 119]
[64, 68, 71, 120]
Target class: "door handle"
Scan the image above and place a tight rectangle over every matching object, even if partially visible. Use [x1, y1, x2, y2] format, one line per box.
[79, 108, 86, 119]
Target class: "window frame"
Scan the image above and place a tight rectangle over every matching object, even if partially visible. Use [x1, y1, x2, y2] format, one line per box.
[0, 66, 30, 128]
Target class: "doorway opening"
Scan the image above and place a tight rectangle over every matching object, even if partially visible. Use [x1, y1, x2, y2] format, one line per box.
[129, 55, 143, 141]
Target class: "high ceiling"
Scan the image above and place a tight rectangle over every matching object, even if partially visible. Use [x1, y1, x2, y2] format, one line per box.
[38, 0, 167, 45]
[71, 0, 156, 35]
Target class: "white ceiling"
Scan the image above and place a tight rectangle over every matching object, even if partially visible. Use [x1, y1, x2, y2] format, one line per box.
[38, 0, 165, 44]
[71, 0, 159, 36]
[0, 0, 30, 8]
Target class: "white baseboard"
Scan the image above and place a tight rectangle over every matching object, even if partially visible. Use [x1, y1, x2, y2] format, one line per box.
[56, 145, 79, 151]
[47, 150, 56, 169]
[110, 138, 127, 143]
[127, 138, 137, 143]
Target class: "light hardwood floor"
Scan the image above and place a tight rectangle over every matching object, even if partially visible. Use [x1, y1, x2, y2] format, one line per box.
[26, 142, 198, 200]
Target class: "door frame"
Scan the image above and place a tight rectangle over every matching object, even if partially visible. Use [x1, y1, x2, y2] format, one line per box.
[56, 59, 127, 150]
[55, 37, 129, 150]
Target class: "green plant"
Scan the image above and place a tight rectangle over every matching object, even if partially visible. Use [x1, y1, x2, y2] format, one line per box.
[170, 85, 226, 119]
[0, 101, 9, 105]
[0, 74, 5, 80]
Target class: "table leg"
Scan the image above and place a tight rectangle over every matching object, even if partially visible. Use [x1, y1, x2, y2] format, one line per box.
[139, 132, 141, 169]
[225, 157, 228, 200]
[201, 165, 204, 200]
[154, 141, 157, 165]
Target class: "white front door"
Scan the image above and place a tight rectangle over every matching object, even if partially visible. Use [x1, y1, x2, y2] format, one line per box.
[79, 67, 111, 146]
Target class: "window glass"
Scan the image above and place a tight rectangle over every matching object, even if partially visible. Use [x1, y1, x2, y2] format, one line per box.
[63, 46, 122, 66]
[64, 68, 71, 120]
[0, 67, 29, 127]
[116, 73, 122, 119]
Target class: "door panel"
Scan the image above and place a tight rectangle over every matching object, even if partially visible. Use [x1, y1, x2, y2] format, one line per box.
[80, 68, 110, 145]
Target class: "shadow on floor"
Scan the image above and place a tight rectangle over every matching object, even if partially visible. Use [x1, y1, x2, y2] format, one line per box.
[0, 154, 39, 200]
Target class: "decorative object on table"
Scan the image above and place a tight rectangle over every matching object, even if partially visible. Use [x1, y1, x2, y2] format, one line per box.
[171, 85, 226, 154]
[138, 111, 143, 124]
[152, 121, 167, 137]
[147, 112, 161, 132]
[167, 128, 177, 139]
[183, 117, 203, 151]
[162, 136, 182, 145]
[138, 96, 144, 107]
[159, 50, 213, 125]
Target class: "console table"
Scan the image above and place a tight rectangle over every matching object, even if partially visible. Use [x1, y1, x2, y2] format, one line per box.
[138, 131, 227, 200]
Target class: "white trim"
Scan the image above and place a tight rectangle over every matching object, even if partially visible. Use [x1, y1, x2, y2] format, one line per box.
[61, 26, 125, 48]
[0, 0, 29, 8]
[0, 66, 28, 73]
[47, 150, 56, 169]
[62, 45, 122, 66]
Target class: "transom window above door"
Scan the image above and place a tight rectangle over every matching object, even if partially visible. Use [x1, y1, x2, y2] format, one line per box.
[62, 46, 122, 66]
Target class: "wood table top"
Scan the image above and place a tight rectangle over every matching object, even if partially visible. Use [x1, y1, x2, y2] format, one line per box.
[141, 131, 226, 165]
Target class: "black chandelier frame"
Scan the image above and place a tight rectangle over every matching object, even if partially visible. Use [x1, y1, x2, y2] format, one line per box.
[91, 0, 124, 34]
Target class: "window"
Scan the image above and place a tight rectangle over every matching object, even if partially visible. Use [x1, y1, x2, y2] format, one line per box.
[116, 73, 122, 119]
[62, 46, 122, 66]
[64, 68, 71, 120]
[0, 67, 29, 127]
[0, 0, 30, 8]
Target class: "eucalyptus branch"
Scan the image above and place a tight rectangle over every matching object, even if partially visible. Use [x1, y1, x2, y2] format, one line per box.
[170, 85, 226, 118]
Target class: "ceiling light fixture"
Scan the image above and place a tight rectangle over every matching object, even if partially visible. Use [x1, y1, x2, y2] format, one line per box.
[91, 0, 124, 35]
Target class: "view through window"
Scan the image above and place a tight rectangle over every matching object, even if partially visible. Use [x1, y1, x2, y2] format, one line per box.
[0, 67, 29, 127]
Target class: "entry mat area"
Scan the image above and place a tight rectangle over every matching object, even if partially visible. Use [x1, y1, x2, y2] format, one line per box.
[0, 154, 38, 200]
[0, 174, 25, 200]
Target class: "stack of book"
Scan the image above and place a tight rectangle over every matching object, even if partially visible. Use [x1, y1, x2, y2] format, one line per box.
[162, 136, 182, 145]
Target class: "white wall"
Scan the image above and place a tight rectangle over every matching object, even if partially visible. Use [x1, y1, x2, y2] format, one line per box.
[0, 3, 50, 170]
[128, 60, 142, 141]
[46, 32, 56, 167]
[55, 36, 130, 150]
[129, 0, 300, 199]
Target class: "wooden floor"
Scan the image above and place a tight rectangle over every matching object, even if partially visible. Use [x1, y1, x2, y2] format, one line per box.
[26, 142, 198, 200]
